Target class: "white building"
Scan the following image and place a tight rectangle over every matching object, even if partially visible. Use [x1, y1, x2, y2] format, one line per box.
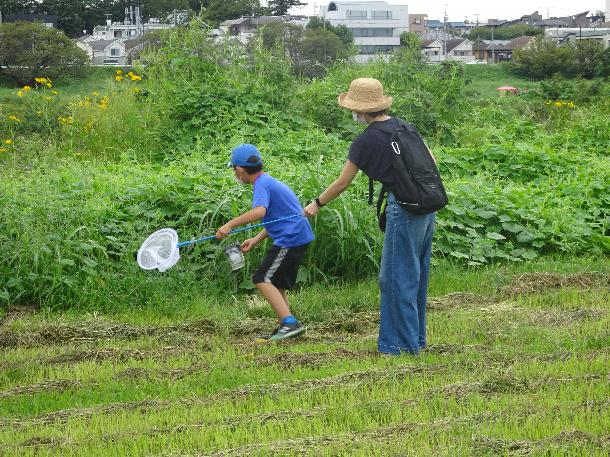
[319, 1, 409, 62]
[93, 19, 174, 39]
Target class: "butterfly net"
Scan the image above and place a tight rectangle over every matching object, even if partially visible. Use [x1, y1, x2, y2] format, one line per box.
[137, 228, 180, 272]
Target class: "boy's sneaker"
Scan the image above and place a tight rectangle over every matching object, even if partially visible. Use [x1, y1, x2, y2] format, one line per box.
[267, 322, 306, 341]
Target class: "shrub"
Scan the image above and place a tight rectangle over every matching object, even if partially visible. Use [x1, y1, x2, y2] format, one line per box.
[0, 22, 89, 86]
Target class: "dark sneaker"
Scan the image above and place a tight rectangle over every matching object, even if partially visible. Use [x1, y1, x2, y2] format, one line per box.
[256, 326, 280, 342]
[268, 322, 306, 341]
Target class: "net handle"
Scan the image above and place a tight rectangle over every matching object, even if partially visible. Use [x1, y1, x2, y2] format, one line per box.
[176, 213, 302, 248]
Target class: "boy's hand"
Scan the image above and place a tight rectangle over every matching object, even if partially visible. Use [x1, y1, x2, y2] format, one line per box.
[241, 238, 257, 253]
[303, 202, 320, 217]
[215, 223, 232, 239]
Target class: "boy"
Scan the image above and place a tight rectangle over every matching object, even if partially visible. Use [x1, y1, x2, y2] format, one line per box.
[216, 144, 314, 341]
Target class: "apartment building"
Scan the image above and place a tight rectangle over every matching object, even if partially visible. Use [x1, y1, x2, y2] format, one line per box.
[409, 14, 427, 35]
[319, 1, 409, 62]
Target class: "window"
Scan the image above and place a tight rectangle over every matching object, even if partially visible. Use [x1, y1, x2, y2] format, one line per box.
[414, 18, 421, 24]
[113, 30, 122, 37]
[328, 2, 337, 11]
[371, 11, 392, 20]
[359, 44, 395, 54]
[349, 28, 393, 37]
[110, 48, 120, 56]
[346, 10, 367, 19]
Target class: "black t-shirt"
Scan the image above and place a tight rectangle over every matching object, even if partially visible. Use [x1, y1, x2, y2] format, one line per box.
[347, 117, 402, 187]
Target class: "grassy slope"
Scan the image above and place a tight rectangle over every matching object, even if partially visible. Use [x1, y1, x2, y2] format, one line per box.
[0, 259, 609, 456]
[462, 64, 539, 98]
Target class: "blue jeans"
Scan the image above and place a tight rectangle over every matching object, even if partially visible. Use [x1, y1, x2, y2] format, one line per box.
[378, 194, 435, 355]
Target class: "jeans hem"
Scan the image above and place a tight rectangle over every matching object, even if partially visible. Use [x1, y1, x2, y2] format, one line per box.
[378, 344, 419, 355]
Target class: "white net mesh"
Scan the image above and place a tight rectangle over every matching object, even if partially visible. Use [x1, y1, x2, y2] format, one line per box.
[137, 228, 180, 272]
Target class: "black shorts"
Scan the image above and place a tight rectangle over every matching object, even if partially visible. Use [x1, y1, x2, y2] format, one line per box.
[252, 243, 309, 290]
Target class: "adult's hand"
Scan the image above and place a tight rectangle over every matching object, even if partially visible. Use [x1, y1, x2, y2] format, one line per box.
[303, 202, 320, 218]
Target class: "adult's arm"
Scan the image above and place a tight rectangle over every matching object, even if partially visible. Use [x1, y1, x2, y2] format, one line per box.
[303, 160, 359, 217]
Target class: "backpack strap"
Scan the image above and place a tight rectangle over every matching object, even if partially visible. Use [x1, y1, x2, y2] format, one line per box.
[368, 177, 374, 205]
[376, 185, 388, 222]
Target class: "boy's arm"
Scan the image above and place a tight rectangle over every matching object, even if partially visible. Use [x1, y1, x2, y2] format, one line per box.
[216, 206, 266, 239]
[253, 228, 268, 243]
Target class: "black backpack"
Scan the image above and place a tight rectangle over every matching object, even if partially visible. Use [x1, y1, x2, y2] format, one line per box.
[367, 120, 448, 231]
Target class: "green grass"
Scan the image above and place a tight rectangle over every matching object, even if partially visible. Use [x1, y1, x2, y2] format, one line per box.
[462, 63, 539, 98]
[1, 259, 608, 455]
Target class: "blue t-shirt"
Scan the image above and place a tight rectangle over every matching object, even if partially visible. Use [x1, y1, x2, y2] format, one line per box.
[252, 173, 314, 248]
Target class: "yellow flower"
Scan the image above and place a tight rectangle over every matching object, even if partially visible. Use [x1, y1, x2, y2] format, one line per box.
[37, 110, 43, 116]
[17, 91, 24, 97]
[0, 147, 6, 153]
[554, 101, 562, 108]
[130, 75, 142, 81]
[4, 139, 13, 145]
[92, 91, 99, 96]
[116, 69, 123, 75]
[115, 75, 123, 81]
[52, 90, 59, 95]
[568, 101, 575, 108]
[8, 115, 20, 122]
[23, 85, 32, 92]
[58, 116, 74, 125]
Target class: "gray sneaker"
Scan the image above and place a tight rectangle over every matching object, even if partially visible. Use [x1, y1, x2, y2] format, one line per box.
[268, 322, 306, 341]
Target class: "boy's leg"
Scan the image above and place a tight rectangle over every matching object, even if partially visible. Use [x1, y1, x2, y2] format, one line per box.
[255, 282, 291, 321]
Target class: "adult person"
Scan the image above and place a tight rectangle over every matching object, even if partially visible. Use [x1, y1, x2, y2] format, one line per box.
[303, 78, 436, 355]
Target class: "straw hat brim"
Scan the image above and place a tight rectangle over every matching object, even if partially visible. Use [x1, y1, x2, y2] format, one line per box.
[338, 92, 393, 112]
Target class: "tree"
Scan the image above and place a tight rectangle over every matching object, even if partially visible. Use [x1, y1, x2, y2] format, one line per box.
[511, 37, 575, 79]
[297, 28, 347, 78]
[258, 21, 303, 60]
[306, 16, 353, 47]
[203, 0, 263, 24]
[0, 22, 89, 85]
[400, 31, 421, 51]
[267, 0, 305, 16]
[596, 47, 610, 77]
[573, 40, 605, 79]
[467, 24, 543, 41]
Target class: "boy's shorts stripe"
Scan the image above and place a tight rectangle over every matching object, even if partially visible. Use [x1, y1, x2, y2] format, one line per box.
[252, 243, 309, 290]
[264, 247, 288, 282]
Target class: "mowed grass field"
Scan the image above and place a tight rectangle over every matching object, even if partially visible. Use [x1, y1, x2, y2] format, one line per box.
[1, 259, 608, 456]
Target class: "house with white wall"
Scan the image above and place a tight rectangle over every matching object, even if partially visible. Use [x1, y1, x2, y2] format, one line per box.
[420, 39, 442, 62]
[319, 1, 409, 62]
[445, 38, 475, 62]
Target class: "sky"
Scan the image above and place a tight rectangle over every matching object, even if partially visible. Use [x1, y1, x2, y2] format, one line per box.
[280, 1, 607, 23]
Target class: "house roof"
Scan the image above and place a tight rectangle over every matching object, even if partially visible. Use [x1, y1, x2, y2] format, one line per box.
[445, 38, 468, 52]
[427, 20, 443, 28]
[507, 35, 534, 49]
[90, 39, 123, 51]
[420, 39, 441, 48]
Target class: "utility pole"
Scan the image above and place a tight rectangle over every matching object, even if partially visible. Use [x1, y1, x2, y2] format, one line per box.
[443, 4, 448, 61]
[491, 23, 495, 63]
[475, 13, 480, 42]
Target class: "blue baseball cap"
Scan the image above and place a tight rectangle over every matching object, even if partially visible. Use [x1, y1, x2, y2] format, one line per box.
[227, 144, 263, 168]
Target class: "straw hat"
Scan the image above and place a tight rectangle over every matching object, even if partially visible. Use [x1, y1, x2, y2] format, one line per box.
[338, 78, 393, 112]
